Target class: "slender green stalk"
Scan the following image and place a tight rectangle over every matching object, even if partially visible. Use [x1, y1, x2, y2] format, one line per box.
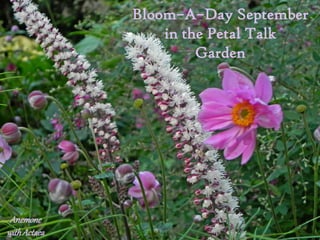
[19, 126, 57, 177]
[135, 173, 156, 239]
[102, 181, 122, 240]
[46, 96, 98, 171]
[256, 148, 282, 233]
[140, 103, 167, 223]
[301, 112, 319, 234]
[69, 197, 87, 240]
[88, 119, 123, 239]
[280, 124, 298, 231]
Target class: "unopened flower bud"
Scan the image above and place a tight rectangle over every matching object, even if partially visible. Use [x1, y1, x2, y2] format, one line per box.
[170, 45, 179, 53]
[115, 164, 135, 185]
[193, 215, 203, 223]
[28, 90, 47, 110]
[295, 104, 307, 113]
[71, 180, 82, 190]
[133, 98, 144, 109]
[314, 126, 320, 142]
[58, 204, 72, 217]
[60, 163, 68, 170]
[123, 200, 133, 209]
[48, 178, 73, 203]
[1, 122, 21, 144]
[217, 62, 230, 78]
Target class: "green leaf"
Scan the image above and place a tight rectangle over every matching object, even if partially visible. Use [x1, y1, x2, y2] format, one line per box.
[75, 36, 102, 55]
[267, 167, 287, 182]
[313, 51, 320, 62]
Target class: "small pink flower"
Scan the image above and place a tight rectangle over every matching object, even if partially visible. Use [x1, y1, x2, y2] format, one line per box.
[5, 63, 17, 72]
[170, 45, 179, 53]
[1, 122, 21, 144]
[0, 136, 12, 167]
[131, 88, 149, 100]
[198, 69, 283, 164]
[48, 178, 73, 203]
[28, 90, 47, 110]
[58, 140, 79, 165]
[128, 171, 161, 208]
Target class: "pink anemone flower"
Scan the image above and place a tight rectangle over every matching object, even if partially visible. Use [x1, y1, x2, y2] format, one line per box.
[0, 136, 12, 167]
[128, 171, 161, 208]
[58, 140, 79, 165]
[198, 69, 283, 164]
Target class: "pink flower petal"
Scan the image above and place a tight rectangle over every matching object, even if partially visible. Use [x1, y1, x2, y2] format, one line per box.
[222, 69, 254, 92]
[204, 126, 243, 149]
[241, 132, 256, 165]
[199, 88, 234, 106]
[139, 171, 158, 190]
[198, 104, 233, 131]
[224, 140, 245, 160]
[255, 103, 283, 130]
[255, 73, 272, 103]
[128, 186, 143, 198]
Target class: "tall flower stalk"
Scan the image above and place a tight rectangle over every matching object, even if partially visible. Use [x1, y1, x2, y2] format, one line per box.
[124, 32, 244, 239]
[11, 1, 131, 239]
[11, 0, 120, 163]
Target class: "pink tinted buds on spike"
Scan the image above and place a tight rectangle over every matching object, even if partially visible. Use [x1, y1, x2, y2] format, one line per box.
[1, 122, 21, 144]
[115, 164, 135, 185]
[28, 90, 48, 110]
[48, 178, 73, 204]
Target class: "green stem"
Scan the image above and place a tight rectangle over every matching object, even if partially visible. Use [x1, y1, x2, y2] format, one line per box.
[256, 148, 282, 232]
[19, 126, 57, 177]
[102, 180, 122, 240]
[280, 124, 298, 231]
[135, 173, 156, 239]
[69, 197, 87, 240]
[46, 96, 98, 171]
[313, 152, 319, 235]
[140, 103, 167, 223]
[301, 113, 319, 234]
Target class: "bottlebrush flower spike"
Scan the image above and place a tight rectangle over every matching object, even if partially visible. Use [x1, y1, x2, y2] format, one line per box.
[11, 0, 120, 162]
[124, 32, 244, 239]
[198, 69, 283, 164]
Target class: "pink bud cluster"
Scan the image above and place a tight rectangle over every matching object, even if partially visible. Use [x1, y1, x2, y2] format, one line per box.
[124, 33, 244, 239]
[11, 0, 120, 162]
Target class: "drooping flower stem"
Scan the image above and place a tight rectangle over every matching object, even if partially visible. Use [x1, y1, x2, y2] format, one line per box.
[69, 196, 87, 239]
[300, 112, 319, 234]
[139, 102, 167, 223]
[46, 96, 97, 171]
[312, 150, 319, 235]
[135, 173, 156, 239]
[280, 124, 298, 231]
[101, 180, 122, 240]
[256, 147, 282, 233]
[19, 126, 57, 177]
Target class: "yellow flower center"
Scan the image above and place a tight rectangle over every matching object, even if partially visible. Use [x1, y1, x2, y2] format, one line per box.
[231, 101, 255, 127]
